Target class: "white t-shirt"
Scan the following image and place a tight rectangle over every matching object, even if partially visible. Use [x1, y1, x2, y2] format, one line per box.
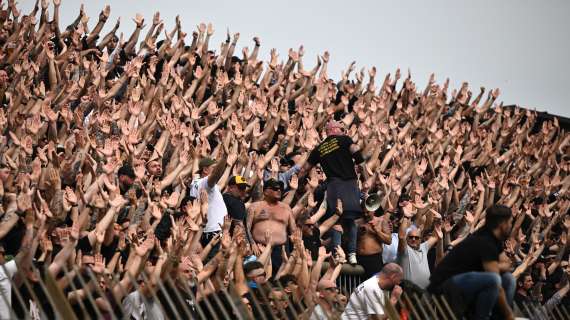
[0, 260, 18, 320]
[382, 233, 399, 264]
[341, 275, 388, 320]
[189, 177, 227, 233]
[398, 242, 431, 289]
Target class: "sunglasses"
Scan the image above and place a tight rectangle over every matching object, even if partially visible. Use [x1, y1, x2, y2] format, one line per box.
[268, 186, 282, 192]
[408, 236, 420, 240]
[237, 184, 247, 191]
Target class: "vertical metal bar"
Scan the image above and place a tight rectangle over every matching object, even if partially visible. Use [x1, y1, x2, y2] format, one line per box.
[552, 304, 564, 320]
[68, 265, 105, 320]
[59, 264, 91, 319]
[195, 281, 222, 320]
[411, 293, 429, 320]
[437, 294, 457, 320]
[274, 280, 299, 320]
[40, 268, 77, 320]
[220, 284, 246, 320]
[137, 272, 170, 318]
[163, 275, 194, 319]
[177, 278, 207, 320]
[83, 268, 120, 320]
[438, 294, 457, 320]
[17, 267, 50, 319]
[0, 264, 30, 320]
[243, 285, 266, 320]
[560, 304, 570, 319]
[401, 293, 420, 320]
[155, 277, 183, 320]
[430, 294, 449, 320]
[207, 276, 233, 320]
[420, 294, 437, 319]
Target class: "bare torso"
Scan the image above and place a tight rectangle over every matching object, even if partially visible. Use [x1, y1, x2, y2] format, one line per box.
[357, 217, 384, 255]
[250, 201, 293, 245]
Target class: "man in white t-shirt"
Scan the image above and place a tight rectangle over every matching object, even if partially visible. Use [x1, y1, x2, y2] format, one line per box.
[341, 263, 403, 320]
[0, 215, 36, 320]
[0, 245, 18, 320]
[189, 156, 229, 260]
[397, 217, 440, 289]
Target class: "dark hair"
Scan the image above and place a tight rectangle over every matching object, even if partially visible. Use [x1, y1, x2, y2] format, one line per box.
[243, 261, 264, 275]
[517, 273, 532, 286]
[118, 164, 136, 179]
[485, 205, 512, 230]
[278, 274, 297, 287]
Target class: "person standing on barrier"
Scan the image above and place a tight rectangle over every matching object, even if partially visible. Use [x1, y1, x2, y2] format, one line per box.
[356, 195, 392, 279]
[341, 263, 403, 320]
[427, 205, 516, 320]
[300, 120, 365, 265]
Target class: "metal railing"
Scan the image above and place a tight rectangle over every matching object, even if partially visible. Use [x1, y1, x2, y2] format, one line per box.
[1, 261, 569, 320]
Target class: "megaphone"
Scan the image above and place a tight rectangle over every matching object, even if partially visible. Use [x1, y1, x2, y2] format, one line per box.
[364, 193, 381, 212]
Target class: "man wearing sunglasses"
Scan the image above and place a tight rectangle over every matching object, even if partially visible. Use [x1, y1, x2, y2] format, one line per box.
[397, 211, 441, 289]
[311, 279, 341, 320]
[223, 175, 249, 234]
[247, 179, 297, 276]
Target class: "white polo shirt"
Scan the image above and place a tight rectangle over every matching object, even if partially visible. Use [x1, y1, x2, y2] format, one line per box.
[342, 275, 388, 320]
[189, 177, 227, 233]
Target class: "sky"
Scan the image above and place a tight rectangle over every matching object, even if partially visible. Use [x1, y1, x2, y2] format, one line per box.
[20, 0, 570, 117]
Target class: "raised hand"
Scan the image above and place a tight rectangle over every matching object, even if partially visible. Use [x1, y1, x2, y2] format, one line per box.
[133, 13, 145, 28]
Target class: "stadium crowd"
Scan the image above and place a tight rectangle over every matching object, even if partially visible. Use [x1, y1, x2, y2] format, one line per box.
[0, 1, 568, 319]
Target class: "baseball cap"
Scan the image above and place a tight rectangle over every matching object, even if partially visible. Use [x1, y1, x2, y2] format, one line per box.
[198, 158, 216, 170]
[228, 175, 249, 186]
[263, 178, 284, 191]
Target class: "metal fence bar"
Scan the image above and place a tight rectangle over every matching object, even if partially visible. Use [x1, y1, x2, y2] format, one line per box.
[561, 305, 570, 319]
[85, 267, 122, 320]
[401, 292, 421, 320]
[8, 261, 570, 320]
[60, 264, 92, 319]
[41, 268, 78, 320]
[17, 267, 51, 319]
[155, 277, 184, 320]
[0, 263, 30, 320]
[163, 275, 194, 319]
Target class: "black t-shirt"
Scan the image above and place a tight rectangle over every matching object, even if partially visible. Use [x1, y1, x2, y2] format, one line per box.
[303, 228, 321, 260]
[77, 236, 119, 262]
[308, 135, 359, 180]
[428, 228, 503, 292]
[223, 193, 246, 222]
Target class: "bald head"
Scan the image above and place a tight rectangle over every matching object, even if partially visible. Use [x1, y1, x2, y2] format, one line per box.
[326, 120, 344, 136]
[377, 263, 403, 291]
[381, 263, 403, 277]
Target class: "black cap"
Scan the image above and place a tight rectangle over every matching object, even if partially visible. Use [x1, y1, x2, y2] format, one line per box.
[228, 175, 249, 186]
[264, 178, 284, 191]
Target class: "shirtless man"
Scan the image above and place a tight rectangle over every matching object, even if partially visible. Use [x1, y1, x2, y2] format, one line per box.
[356, 198, 392, 279]
[247, 178, 297, 276]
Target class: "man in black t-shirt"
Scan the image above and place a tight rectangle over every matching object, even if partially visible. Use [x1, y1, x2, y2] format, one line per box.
[300, 120, 365, 265]
[428, 205, 516, 320]
[223, 176, 248, 234]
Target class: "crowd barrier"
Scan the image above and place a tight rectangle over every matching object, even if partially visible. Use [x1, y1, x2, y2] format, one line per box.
[1, 262, 568, 319]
